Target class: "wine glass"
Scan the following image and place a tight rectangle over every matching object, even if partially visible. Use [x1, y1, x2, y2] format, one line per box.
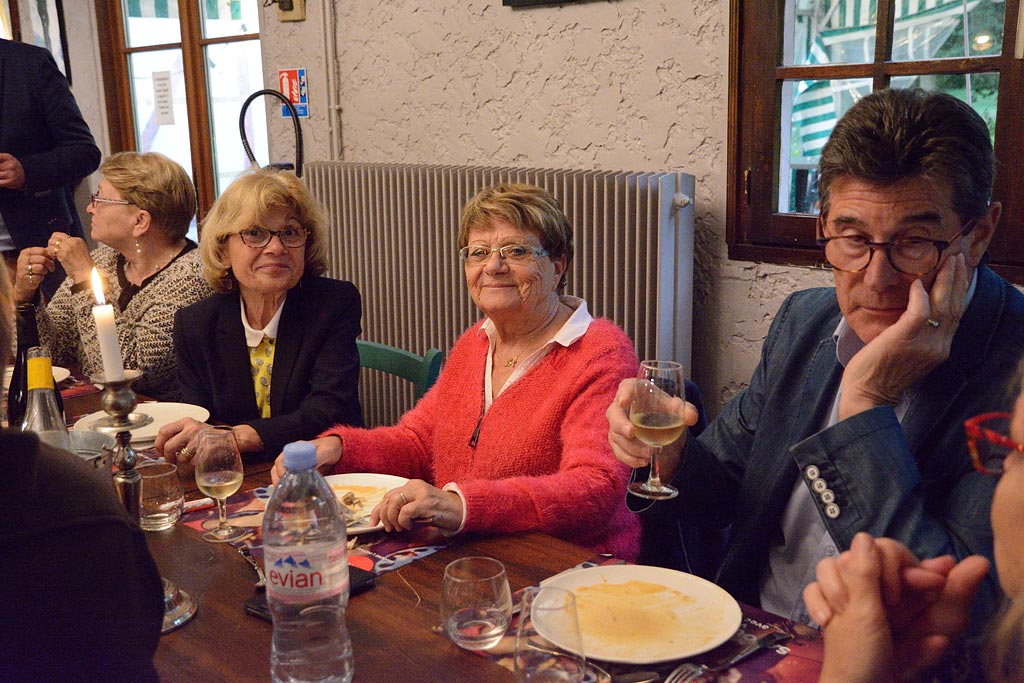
[627, 360, 685, 500]
[514, 586, 586, 683]
[440, 556, 513, 650]
[193, 426, 247, 543]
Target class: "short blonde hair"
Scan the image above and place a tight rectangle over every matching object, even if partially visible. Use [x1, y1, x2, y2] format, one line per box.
[100, 152, 196, 240]
[458, 183, 574, 292]
[199, 170, 329, 293]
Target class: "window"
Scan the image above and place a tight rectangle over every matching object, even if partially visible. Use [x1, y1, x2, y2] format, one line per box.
[96, 0, 267, 226]
[728, 0, 1024, 282]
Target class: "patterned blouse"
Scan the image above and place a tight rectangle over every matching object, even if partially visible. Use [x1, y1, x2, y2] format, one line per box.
[37, 244, 213, 401]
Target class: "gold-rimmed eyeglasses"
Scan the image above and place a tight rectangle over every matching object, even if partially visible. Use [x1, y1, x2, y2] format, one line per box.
[964, 412, 1024, 476]
[816, 217, 975, 276]
[90, 192, 133, 208]
[459, 244, 549, 265]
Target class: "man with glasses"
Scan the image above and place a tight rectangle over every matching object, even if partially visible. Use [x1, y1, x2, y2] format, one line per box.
[608, 88, 1024, 635]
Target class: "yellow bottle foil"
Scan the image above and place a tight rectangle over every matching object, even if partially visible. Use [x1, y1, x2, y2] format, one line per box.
[26, 356, 55, 390]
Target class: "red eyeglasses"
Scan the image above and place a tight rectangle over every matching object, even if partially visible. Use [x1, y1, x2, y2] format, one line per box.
[964, 412, 1024, 476]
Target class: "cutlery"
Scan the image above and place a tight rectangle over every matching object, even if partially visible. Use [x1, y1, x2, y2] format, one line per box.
[663, 631, 791, 683]
[238, 545, 267, 591]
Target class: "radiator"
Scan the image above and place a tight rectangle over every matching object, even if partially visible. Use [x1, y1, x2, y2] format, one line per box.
[305, 161, 696, 427]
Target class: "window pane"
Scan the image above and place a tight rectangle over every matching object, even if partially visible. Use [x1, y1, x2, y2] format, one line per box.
[123, 0, 181, 48]
[783, 0, 876, 66]
[778, 77, 873, 214]
[128, 49, 193, 177]
[206, 41, 267, 195]
[893, 0, 1004, 61]
[201, 0, 259, 40]
[891, 72, 999, 140]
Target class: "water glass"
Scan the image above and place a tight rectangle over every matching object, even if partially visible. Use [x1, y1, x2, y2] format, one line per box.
[139, 462, 184, 531]
[514, 586, 586, 683]
[440, 556, 513, 650]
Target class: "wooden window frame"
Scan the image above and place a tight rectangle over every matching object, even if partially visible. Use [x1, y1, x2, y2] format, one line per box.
[727, 0, 1024, 284]
[94, 0, 260, 219]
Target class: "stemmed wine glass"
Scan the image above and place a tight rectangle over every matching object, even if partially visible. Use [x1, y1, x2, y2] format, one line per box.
[194, 426, 247, 543]
[627, 360, 685, 500]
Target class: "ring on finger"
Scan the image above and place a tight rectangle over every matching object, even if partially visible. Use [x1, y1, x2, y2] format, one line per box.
[178, 445, 193, 460]
[26, 264, 33, 276]
[399, 492, 408, 506]
[926, 318, 940, 328]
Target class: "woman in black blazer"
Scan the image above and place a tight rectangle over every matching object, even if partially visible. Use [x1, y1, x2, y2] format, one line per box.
[154, 170, 363, 460]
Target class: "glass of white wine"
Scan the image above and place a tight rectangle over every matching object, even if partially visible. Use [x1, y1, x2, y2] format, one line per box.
[627, 360, 685, 500]
[194, 426, 247, 543]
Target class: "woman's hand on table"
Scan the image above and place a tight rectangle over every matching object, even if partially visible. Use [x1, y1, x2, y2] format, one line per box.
[270, 435, 343, 484]
[371, 479, 463, 533]
[155, 416, 212, 474]
[606, 377, 698, 470]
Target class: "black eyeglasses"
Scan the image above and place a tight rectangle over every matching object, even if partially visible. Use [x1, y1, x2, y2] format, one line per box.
[964, 412, 1024, 476]
[816, 218, 975, 276]
[235, 226, 310, 249]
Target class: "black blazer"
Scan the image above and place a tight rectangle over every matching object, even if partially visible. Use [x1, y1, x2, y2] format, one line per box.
[0, 39, 100, 249]
[174, 276, 364, 455]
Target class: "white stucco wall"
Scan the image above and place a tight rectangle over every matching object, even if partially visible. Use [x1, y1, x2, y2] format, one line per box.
[258, 0, 833, 417]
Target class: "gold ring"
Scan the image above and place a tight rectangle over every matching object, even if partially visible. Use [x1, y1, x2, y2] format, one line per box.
[399, 492, 408, 506]
[926, 318, 940, 328]
[179, 446, 192, 460]
[26, 264, 33, 276]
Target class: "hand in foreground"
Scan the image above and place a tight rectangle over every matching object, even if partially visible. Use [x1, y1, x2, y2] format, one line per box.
[0, 153, 26, 190]
[271, 435, 342, 484]
[154, 416, 212, 475]
[805, 532, 989, 683]
[606, 377, 699, 470]
[14, 247, 54, 303]
[371, 479, 463, 534]
[47, 232, 94, 285]
[839, 253, 968, 419]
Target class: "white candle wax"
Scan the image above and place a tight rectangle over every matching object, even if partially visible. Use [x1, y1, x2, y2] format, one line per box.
[91, 269, 125, 380]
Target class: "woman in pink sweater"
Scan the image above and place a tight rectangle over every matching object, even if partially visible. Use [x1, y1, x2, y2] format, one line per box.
[273, 183, 641, 560]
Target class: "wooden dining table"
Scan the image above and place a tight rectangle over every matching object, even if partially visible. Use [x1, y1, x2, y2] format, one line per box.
[62, 386, 822, 683]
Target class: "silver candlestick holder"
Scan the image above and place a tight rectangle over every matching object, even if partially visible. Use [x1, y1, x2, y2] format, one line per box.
[88, 369, 153, 517]
[89, 369, 197, 633]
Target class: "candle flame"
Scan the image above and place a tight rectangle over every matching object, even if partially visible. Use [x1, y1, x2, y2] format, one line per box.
[91, 268, 105, 306]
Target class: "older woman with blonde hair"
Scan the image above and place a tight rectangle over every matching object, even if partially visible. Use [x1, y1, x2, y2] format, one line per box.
[13, 151, 211, 400]
[273, 183, 641, 560]
[155, 169, 362, 461]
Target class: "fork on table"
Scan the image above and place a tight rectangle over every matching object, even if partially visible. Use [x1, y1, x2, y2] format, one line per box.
[663, 631, 792, 683]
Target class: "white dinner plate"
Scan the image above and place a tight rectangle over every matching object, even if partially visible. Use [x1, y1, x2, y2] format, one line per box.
[73, 402, 210, 446]
[323, 473, 409, 534]
[3, 365, 71, 390]
[539, 564, 742, 664]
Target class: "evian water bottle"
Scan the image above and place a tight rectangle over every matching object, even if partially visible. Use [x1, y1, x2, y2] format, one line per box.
[263, 441, 353, 683]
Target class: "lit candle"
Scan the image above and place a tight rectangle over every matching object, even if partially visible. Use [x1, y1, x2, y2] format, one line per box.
[91, 268, 125, 380]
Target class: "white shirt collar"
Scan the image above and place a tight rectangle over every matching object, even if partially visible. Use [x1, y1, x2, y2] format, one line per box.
[240, 297, 285, 347]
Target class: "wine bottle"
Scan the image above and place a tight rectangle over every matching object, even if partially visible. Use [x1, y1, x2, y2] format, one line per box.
[7, 303, 39, 427]
[20, 346, 71, 451]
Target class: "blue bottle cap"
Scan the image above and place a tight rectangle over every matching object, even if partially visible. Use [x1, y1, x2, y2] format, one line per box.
[282, 441, 318, 471]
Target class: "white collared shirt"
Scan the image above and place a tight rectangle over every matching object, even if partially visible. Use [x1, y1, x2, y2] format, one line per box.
[759, 270, 978, 625]
[239, 297, 285, 347]
[479, 296, 593, 409]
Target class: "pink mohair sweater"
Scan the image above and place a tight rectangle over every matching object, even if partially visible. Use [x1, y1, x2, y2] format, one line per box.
[325, 318, 641, 560]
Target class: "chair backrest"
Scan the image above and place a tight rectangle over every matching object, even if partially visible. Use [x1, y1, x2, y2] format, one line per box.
[356, 340, 443, 401]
